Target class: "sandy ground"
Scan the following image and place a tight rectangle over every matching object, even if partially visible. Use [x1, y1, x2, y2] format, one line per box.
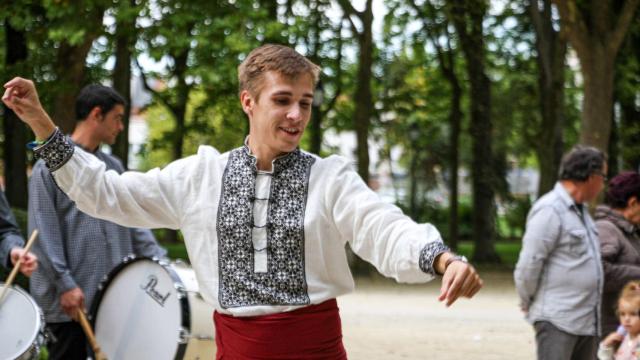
[339, 271, 536, 360]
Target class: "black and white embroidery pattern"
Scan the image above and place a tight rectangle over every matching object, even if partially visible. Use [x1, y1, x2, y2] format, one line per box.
[33, 128, 75, 171]
[217, 147, 315, 308]
[419, 241, 450, 276]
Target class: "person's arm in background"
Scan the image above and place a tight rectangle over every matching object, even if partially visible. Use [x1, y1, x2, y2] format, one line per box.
[29, 163, 84, 320]
[3, 77, 191, 231]
[514, 206, 561, 311]
[0, 190, 37, 276]
[131, 227, 167, 259]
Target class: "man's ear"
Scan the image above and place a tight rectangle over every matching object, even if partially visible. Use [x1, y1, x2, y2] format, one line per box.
[88, 106, 103, 122]
[240, 90, 254, 116]
[628, 196, 639, 208]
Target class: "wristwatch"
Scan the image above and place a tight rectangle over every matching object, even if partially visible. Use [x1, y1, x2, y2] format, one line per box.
[444, 255, 468, 271]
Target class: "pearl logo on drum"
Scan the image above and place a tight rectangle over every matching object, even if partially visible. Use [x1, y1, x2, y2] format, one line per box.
[140, 275, 170, 307]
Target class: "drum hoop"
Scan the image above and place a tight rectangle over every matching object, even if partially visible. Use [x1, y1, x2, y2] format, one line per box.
[89, 255, 190, 360]
[0, 283, 44, 358]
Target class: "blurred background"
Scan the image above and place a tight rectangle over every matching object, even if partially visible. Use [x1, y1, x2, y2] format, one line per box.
[0, 0, 638, 271]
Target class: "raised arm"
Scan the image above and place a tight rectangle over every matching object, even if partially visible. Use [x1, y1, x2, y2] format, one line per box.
[2, 77, 56, 140]
[3, 77, 202, 230]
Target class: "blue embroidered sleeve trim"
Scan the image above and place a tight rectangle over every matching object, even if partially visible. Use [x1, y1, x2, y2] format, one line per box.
[419, 241, 450, 276]
[33, 128, 75, 172]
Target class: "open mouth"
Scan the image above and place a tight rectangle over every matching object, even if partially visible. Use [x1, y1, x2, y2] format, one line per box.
[279, 127, 300, 135]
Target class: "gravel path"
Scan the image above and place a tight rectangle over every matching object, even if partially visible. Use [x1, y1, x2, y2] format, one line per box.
[339, 271, 536, 360]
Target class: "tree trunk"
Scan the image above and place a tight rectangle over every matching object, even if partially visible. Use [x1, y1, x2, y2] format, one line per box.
[338, 0, 374, 184]
[552, 0, 640, 152]
[580, 50, 616, 151]
[607, 109, 619, 176]
[447, 80, 462, 250]
[51, 9, 105, 133]
[3, 24, 29, 209]
[450, 0, 499, 263]
[353, 5, 373, 185]
[530, 0, 567, 197]
[409, 150, 419, 218]
[620, 100, 640, 171]
[310, 100, 322, 155]
[112, 1, 135, 169]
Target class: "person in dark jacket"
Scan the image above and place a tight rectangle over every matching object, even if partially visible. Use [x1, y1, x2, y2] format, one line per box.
[0, 190, 37, 276]
[596, 171, 640, 336]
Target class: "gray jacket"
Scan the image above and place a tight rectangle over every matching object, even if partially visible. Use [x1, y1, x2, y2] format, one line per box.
[514, 182, 603, 336]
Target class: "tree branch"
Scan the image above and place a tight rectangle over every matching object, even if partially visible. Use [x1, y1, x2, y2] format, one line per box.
[321, 22, 345, 117]
[134, 57, 175, 114]
[551, 0, 590, 59]
[336, 0, 362, 35]
[608, 0, 640, 55]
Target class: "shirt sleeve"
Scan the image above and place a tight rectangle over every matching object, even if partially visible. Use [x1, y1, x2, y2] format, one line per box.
[325, 157, 447, 283]
[29, 162, 77, 292]
[130, 227, 167, 259]
[597, 342, 614, 360]
[0, 191, 25, 269]
[514, 205, 561, 309]
[35, 130, 208, 230]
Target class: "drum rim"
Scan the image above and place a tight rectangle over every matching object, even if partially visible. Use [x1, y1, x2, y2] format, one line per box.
[89, 256, 190, 360]
[0, 283, 44, 359]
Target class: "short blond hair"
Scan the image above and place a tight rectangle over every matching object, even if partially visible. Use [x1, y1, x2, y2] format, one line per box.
[617, 281, 640, 315]
[238, 44, 320, 101]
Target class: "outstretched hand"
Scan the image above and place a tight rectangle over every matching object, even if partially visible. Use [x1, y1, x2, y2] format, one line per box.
[2, 77, 56, 139]
[438, 259, 483, 307]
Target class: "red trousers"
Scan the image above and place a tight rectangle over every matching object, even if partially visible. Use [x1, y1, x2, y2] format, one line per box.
[214, 299, 347, 359]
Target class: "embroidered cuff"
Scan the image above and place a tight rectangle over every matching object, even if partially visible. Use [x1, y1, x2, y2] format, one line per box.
[32, 127, 75, 171]
[419, 241, 450, 276]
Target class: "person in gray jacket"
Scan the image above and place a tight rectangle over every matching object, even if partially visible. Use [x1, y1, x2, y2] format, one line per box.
[515, 145, 607, 360]
[595, 171, 640, 336]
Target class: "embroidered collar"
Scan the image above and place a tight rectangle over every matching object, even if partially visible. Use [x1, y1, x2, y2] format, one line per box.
[242, 136, 302, 175]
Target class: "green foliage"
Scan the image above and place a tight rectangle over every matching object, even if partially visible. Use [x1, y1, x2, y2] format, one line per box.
[457, 241, 522, 269]
[497, 196, 531, 240]
[0, 0, 634, 266]
[162, 242, 190, 262]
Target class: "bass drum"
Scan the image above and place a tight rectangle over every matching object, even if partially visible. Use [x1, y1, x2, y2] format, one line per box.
[0, 284, 46, 360]
[91, 256, 216, 359]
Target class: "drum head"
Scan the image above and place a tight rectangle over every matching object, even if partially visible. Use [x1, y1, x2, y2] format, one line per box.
[0, 285, 42, 360]
[93, 258, 188, 360]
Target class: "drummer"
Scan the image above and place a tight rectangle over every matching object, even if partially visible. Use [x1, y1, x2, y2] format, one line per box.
[0, 190, 37, 277]
[4, 44, 482, 358]
[24, 84, 166, 360]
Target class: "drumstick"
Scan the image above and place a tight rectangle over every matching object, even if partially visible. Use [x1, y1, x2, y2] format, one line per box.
[77, 309, 108, 360]
[0, 229, 38, 305]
